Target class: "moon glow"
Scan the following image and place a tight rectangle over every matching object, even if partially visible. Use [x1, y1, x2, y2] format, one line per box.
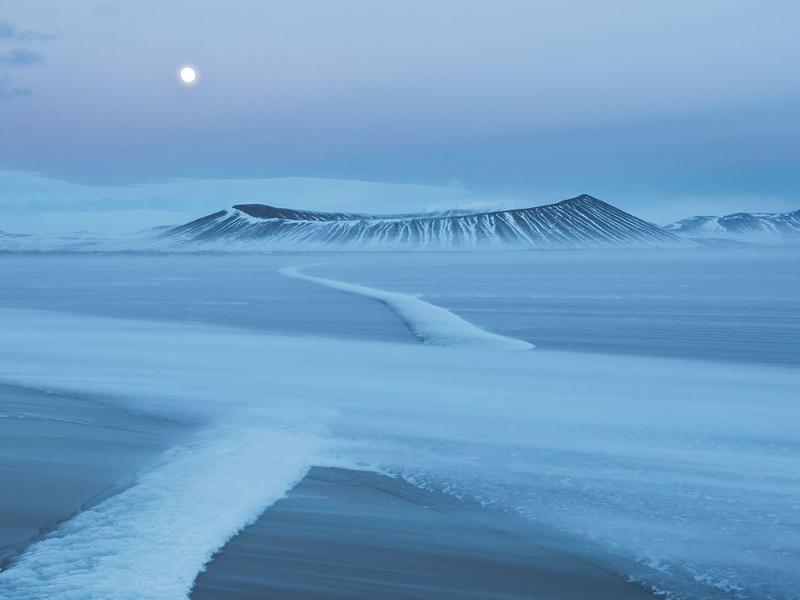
[179, 66, 197, 85]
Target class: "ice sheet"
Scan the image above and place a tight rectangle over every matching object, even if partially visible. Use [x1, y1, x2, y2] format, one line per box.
[0, 306, 797, 599]
[313, 248, 800, 365]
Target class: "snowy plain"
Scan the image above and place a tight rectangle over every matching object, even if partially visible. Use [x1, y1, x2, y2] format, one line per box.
[0, 248, 798, 599]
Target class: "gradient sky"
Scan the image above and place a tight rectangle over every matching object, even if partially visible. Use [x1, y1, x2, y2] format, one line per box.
[1, 0, 799, 233]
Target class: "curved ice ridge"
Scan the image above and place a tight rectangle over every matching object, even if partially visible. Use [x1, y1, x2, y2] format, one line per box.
[280, 265, 534, 351]
[0, 426, 322, 600]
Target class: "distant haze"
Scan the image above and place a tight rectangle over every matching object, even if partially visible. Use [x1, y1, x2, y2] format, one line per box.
[0, 1, 798, 232]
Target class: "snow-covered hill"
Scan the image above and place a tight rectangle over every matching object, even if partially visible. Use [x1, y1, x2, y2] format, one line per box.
[666, 209, 800, 241]
[156, 195, 689, 250]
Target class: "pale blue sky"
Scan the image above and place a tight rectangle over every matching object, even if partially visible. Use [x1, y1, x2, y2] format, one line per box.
[0, 0, 798, 232]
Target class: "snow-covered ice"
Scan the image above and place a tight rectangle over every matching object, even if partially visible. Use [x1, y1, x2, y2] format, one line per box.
[0, 249, 798, 599]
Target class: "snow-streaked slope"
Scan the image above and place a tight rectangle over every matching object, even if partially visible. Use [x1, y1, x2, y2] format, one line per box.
[280, 265, 534, 351]
[157, 195, 690, 250]
[666, 209, 800, 240]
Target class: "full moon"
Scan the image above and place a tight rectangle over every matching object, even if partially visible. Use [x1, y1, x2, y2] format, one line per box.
[179, 66, 197, 85]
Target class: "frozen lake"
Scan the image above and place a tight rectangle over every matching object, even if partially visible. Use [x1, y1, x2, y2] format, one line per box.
[315, 248, 800, 366]
[3, 247, 797, 364]
[0, 253, 411, 343]
[0, 247, 798, 599]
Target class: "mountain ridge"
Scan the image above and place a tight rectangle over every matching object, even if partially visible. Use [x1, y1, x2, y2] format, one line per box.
[156, 194, 691, 250]
[230, 204, 481, 222]
[666, 209, 800, 240]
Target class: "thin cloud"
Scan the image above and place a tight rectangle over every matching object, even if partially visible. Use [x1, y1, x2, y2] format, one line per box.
[0, 49, 45, 66]
[95, 4, 121, 19]
[0, 21, 13, 39]
[0, 76, 31, 100]
[0, 20, 59, 42]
